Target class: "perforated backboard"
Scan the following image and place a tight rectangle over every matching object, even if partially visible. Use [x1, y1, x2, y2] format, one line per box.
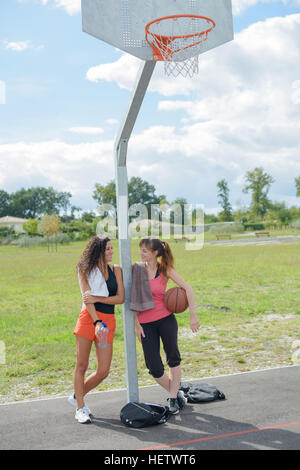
[81, 0, 233, 61]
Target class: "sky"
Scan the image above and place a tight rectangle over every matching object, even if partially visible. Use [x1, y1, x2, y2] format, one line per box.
[0, 0, 300, 215]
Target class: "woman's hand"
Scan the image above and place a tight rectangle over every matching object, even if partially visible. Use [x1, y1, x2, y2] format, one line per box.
[95, 322, 102, 339]
[135, 322, 145, 343]
[83, 292, 95, 304]
[190, 312, 200, 333]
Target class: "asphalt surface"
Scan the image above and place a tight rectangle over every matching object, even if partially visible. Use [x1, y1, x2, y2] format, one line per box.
[0, 365, 299, 451]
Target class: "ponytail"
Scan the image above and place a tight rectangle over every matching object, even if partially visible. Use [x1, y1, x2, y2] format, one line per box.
[159, 240, 175, 279]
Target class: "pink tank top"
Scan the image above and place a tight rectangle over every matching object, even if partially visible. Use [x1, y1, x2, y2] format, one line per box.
[138, 273, 172, 324]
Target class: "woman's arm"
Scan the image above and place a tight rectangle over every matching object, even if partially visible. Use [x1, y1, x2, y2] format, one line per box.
[134, 311, 145, 343]
[82, 266, 125, 306]
[167, 268, 200, 333]
[79, 271, 102, 338]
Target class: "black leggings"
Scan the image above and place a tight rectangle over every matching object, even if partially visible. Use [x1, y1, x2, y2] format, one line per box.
[141, 314, 181, 379]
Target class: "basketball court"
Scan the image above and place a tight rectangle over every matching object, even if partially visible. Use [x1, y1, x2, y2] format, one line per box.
[81, 0, 235, 403]
[2, 1, 298, 453]
[1, 365, 299, 450]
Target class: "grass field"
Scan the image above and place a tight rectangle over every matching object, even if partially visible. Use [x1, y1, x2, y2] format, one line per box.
[0, 238, 300, 403]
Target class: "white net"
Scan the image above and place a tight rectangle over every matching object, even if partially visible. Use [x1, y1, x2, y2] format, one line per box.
[146, 15, 215, 78]
[164, 55, 199, 78]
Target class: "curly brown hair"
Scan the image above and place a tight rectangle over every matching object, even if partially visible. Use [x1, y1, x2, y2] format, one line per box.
[77, 235, 110, 278]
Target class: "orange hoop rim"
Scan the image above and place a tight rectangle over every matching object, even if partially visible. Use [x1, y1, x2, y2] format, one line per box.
[145, 14, 216, 43]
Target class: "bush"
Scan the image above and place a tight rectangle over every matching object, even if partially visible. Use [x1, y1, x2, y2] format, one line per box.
[53, 233, 71, 244]
[0, 226, 16, 238]
[243, 223, 265, 231]
[17, 235, 47, 247]
[208, 222, 244, 234]
[17, 233, 71, 247]
[291, 219, 300, 230]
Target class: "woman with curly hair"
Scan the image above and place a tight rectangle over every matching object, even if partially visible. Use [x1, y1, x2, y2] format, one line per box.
[69, 235, 124, 424]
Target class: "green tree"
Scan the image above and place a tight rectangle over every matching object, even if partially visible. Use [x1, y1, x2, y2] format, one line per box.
[128, 177, 165, 207]
[93, 177, 166, 219]
[23, 218, 38, 236]
[93, 181, 116, 206]
[169, 197, 188, 226]
[243, 167, 274, 219]
[0, 190, 11, 217]
[81, 211, 96, 223]
[39, 215, 60, 251]
[295, 176, 300, 197]
[217, 179, 233, 221]
[265, 201, 292, 226]
[9, 187, 72, 218]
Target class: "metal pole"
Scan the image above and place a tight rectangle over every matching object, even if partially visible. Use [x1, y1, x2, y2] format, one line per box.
[114, 60, 156, 403]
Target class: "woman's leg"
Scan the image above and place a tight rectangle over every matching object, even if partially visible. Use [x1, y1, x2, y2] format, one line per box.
[141, 322, 166, 382]
[74, 334, 92, 409]
[155, 366, 181, 397]
[160, 315, 182, 398]
[169, 365, 182, 398]
[154, 373, 170, 392]
[83, 343, 113, 395]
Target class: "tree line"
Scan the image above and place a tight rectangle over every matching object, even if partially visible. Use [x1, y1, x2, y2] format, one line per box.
[0, 170, 300, 244]
[0, 187, 74, 219]
[216, 169, 300, 227]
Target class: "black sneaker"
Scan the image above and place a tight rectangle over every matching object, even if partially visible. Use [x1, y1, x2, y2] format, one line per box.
[177, 390, 188, 409]
[167, 398, 180, 415]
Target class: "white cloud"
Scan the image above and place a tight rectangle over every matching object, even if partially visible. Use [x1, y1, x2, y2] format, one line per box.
[40, 0, 80, 15]
[86, 53, 205, 97]
[291, 80, 300, 104]
[0, 140, 114, 209]
[86, 54, 141, 91]
[2, 40, 43, 52]
[85, 13, 300, 207]
[233, 0, 300, 16]
[68, 127, 104, 135]
[2, 14, 300, 211]
[106, 119, 119, 126]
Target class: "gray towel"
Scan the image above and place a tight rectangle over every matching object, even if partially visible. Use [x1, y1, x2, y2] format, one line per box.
[130, 262, 155, 312]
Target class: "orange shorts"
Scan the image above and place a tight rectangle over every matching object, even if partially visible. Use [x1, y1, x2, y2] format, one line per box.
[73, 308, 116, 344]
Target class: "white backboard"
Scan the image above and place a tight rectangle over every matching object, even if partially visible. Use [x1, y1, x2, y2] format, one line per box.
[82, 0, 233, 61]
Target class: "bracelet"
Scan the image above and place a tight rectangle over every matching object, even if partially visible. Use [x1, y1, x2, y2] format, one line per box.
[93, 320, 102, 326]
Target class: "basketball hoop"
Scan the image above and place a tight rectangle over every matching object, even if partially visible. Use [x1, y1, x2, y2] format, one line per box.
[145, 15, 216, 78]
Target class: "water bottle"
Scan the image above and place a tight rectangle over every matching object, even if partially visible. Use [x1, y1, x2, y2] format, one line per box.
[97, 322, 108, 348]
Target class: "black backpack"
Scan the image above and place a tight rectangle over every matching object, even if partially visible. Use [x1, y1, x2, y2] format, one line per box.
[179, 382, 226, 403]
[120, 402, 170, 428]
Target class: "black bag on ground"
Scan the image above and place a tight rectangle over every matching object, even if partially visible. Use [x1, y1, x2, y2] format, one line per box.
[179, 382, 226, 403]
[120, 402, 170, 428]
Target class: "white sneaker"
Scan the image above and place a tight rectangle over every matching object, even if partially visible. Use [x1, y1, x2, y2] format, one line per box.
[68, 393, 77, 407]
[68, 393, 91, 415]
[75, 407, 92, 424]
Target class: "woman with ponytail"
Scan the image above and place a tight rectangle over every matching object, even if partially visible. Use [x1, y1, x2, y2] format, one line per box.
[132, 237, 200, 415]
[70, 235, 124, 423]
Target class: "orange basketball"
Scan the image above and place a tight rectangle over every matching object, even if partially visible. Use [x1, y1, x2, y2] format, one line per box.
[164, 287, 188, 314]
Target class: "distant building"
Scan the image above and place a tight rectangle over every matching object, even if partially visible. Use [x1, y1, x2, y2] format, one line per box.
[0, 216, 28, 233]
